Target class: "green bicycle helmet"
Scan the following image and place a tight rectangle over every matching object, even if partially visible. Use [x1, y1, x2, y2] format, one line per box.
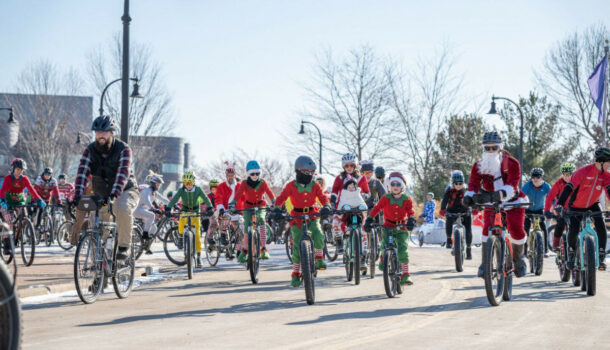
[560, 163, 575, 174]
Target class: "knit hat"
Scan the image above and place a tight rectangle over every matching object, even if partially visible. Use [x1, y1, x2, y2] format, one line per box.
[388, 172, 406, 188]
[343, 175, 358, 189]
[361, 160, 374, 172]
[224, 160, 237, 174]
[246, 160, 261, 175]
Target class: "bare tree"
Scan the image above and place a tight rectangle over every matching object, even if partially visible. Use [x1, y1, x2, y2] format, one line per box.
[387, 46, 463, 199]
[287, 46, 394, 174]
[535, 23, 609, 146]
[7, 60, 89, 176]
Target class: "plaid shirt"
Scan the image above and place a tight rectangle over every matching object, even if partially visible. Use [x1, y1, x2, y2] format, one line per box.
[74, 143, 133, 198]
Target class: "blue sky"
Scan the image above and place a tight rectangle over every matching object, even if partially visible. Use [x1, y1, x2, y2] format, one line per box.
[0, 0, 608, 168]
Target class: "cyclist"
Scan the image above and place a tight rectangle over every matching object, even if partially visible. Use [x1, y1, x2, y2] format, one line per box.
[0, 158, 45, 255]
[335, 175, 369, 272]
[554, 147, 610, 271]
[544, 163, 575, 251]
[134, 172, 168, 254]
[57, 173, 74, 203]
[231, 160, 275, 260]
[439, 170, 473, 259]
[73, 115, 139, 261]
[420, 192, 436, 224]
[375, 166, 389, 191]
[521, 168, 551, 256]
[33, 167, 62, 229]
[365, 172, 416, 285]
[274, 156, 331, 287]
[165, 171, 214, 268]
[330, 153, 370, 209]
[215, 161, 247, 262]
[463, 131, 528, 278]
[361, 160, 386, 209]
[202, 179, 219, 243]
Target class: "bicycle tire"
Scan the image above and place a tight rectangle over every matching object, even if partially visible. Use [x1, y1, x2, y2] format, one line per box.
[573, 243, 581, 287]
[284, 229, 293, 263]
[323, 227, 338, 262]
[369, 231, 377, 279]
[534, 231, 544, 276]
[20, 219, 35, 267]
[502, 242, 513, 301]
[163, 227, 185, 266]
[42, 214, 53, 247]
[56, 220, 74, 250]
[204, 232, 220, 267]
[344, 236, 353, 282]
[300, 239, 315, 305]
[74, 233, 104, 304]
[383, 249, 396, 298]
[484, 235, 504, 306]
[185, 231, 193, 279]
[0, 259, 21, 350]
[0, 238, 13, 265]
[558, 235, 570, 282]
[353, 230, 361, 285]
[584, 235, 596, 296]
[113, 238, 135, 299]
[248, 229, 259, 284]
[132, 224, 144, 261]
[453, 228, 464, 272]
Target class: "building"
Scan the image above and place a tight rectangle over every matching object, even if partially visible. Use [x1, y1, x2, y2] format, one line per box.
[130, 135, 190, 192]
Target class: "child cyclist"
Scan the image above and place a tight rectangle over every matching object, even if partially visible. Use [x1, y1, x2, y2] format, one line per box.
[439, 170, 474, 259]
[165, 170, 214, 268]
[364, 172, 416, 285]
[231, 160, 275, 260]
[274, 156, 331, 287]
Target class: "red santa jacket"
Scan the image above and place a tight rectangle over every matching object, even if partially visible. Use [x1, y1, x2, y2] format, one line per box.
[467, 150, 525, 202]
[34, 176, 61, 203]
[215, 181, 243, 211]
[0, 174, 41, 204]
[330, 174, 370, 208]
[369, 193, 414, 227]
[275, 180, 329, 227]
[234, 179, 275, 209]
[544, 177, 568, 211]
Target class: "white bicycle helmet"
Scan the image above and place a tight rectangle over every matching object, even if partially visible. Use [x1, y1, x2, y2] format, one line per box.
[341, 153, 358, 167]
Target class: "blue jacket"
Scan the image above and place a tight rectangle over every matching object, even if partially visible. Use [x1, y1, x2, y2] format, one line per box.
[421, 200, 436, 223]
[521, 181, 551, 211]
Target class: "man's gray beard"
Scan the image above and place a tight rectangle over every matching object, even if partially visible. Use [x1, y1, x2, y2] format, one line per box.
[478, 152, 501, 175]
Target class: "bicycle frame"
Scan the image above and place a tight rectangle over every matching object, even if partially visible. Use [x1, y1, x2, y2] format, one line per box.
[577, 215, 600, 269]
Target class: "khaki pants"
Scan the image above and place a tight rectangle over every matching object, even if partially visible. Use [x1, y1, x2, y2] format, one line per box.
[70, 188, 139, 247]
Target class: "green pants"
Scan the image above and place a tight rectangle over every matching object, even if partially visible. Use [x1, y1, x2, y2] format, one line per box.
[290, 220, 324, 264]
[381, 228, 409, 264]
[243, 208, 266, 229]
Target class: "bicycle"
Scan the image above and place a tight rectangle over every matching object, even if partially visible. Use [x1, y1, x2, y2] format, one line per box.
[525, 213, 545, 276]
[284, 225, 294, 263]
[370, 223, 407, 298]
[73, 196, 135, 304]
[3, 205, 37, 266]
[35, 204, 54, 247]
[322, 217, 341, 262]
[204, 213, 237, 266]
[162, 212, 186, 266]
[365, 216, 381, 279]
[0, 244, 21, 350]
[336, 205, 368, 285]
[446, 210, 471, 273]
[548, 213, 571, 282]
[55, 202, 78, 250]
[232, 206, 273, 284]
[565, 210, 609, 296]
[281, 212, 323, 305]
[478, 201, 531, 306]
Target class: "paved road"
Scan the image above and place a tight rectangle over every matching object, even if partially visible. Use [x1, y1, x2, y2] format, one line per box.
[21, 244, 610, 349]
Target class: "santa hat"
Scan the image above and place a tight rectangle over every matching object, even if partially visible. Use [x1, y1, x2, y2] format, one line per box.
[343, 175, 358, 189]
[388, 172, 406, 188]
[224, 160, 237, 174]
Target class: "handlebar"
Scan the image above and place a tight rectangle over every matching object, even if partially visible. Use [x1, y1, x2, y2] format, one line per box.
[565, 210, 610, 218]
[476, 202, 533, 211]
[445, 209, 472, 218]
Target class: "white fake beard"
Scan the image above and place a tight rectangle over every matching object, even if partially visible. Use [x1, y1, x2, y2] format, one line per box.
[478, 152, 501, 175]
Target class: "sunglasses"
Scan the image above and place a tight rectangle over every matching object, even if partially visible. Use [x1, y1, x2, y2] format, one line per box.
[390, 182, 402, 187]
[249, 172, 260, 177]
[301, 169, 315, 176]
[562, 172, 572, 176]
[483, 145, 499, 152]
[531, 175, 542, 179]
[453, 182, 463, 185]
[344, 164, 356, 169]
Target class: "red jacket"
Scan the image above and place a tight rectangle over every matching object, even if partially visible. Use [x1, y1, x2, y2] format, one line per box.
[0, 174, 40, 204]
[369, 193, 414, 227]
[544, 177, 568, 211]
[467, 150, 526, 201]
[234, 179, 275, 209]
[215, 181, 243, 211]
[34, 176, 61, 203]
[330, 174, 370, 208]
[562, 164, 610, 209]
[275, 180, 329, 227]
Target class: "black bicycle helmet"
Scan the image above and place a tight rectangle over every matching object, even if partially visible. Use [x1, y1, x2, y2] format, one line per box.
[374, 166, 385, 178]
[58, 173, 66, 180]
[594, 146, 610, 162]
[482, 131, 502, 144]
[42, 167, 53, 176]
[91, 115, 118, 132]
[530, 168, 544, 177]
[11, 158, 27, 170]
[295, 155, 317, 174]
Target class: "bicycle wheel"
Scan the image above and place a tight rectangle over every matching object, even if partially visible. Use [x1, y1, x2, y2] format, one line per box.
[74, 233, 104, 304]
[344, 236, 353, 282]
[56, 220, 74, 250]
[584, 235, 596, 296]
[19, 219, 35, 267]
[484, 235, 504, 306]
[132, 224, 144, 261]
[353, 230, 361, 285]
[284, 229, 293, 263]
[300, 239, 315, 305]
[0, 237, 13, 265]
[453, 228, 464, 272]
[558, 235, 570, 282]
[573, 243, 581, 287]
[369, 231, 377, 279]
[248, 230, 260, 284]
[0, 259, 21, 350]
[113, 238, 135, 299]
[323, 227, 338, 262]
[418, 232, 424, 247]
[185, 231, 193, 279]
[534, 231, 544, 276]
[43, 214, 54, 247]
[502, 243, 513, 301]
[204, 233, 220, 267]
[163, 227, 185, 266]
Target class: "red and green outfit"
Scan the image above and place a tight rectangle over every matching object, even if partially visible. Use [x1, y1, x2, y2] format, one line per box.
[233, 179, 275, 252]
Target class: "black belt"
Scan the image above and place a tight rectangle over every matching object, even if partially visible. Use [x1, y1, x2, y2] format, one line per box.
[246, 200, 264, 206]
[293, 207, 314, 213]
[386, 219, 406, 225]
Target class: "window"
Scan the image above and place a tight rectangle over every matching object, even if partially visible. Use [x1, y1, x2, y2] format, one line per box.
[162, 163, 181, 174]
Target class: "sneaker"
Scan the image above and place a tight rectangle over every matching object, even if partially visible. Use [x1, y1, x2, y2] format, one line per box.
[207, 238, 216, 246]
[599, 250, 606, 271]
[400, 273, 413, 285]
[2, 242, 10, 256]
[466, 247, 472, 260]
[196, 254, 203, 268]
[261, 247, 270, 260]
[315, 258, 327, 270]
[145, 248, 153, 255]
[477, 264, 484, 278]
[446, 240, 452, 249]
[175, 236, 184, 250]
[567, 250, 575, 270]
[290, 272, 302, 287]
[237, 251, 248, 263]
[116, 246, 129, 261]
[514, 257, 527, 277]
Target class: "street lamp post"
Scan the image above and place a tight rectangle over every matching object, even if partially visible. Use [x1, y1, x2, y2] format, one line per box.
[98, 77, 141, 116]
[76, 132, 93, 145]
[0, 107, 15, 123]
[298, 120, 323, 174]
[121, 0, 132, 144]
[488, 95, 525, 185]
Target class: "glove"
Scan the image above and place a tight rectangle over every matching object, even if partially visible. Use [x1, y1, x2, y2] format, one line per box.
[364, 217, 374, 232]
[36, 198, 46, 208]
[439, 210, 446, 217]
[406, 217, 416, 231]
[320, 205, 331, 218]
[205, 207, 214, 217]
[553, 206, 564, 216]
[228, 201, 236, 210]
[330, 197, 336, 209]
[0, 198, 7, 210]
[164, 207, 172, 217]
[219, 208, 225, 217]
[462, 195, 474, 207]
[491, 190, 505, 203]
[544, 211, 554, 219]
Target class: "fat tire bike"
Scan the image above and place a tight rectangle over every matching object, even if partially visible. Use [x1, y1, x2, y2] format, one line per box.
[446, 210, 471, 273]
[336, 206, 368, 285]
[525, 213, 545, 276]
